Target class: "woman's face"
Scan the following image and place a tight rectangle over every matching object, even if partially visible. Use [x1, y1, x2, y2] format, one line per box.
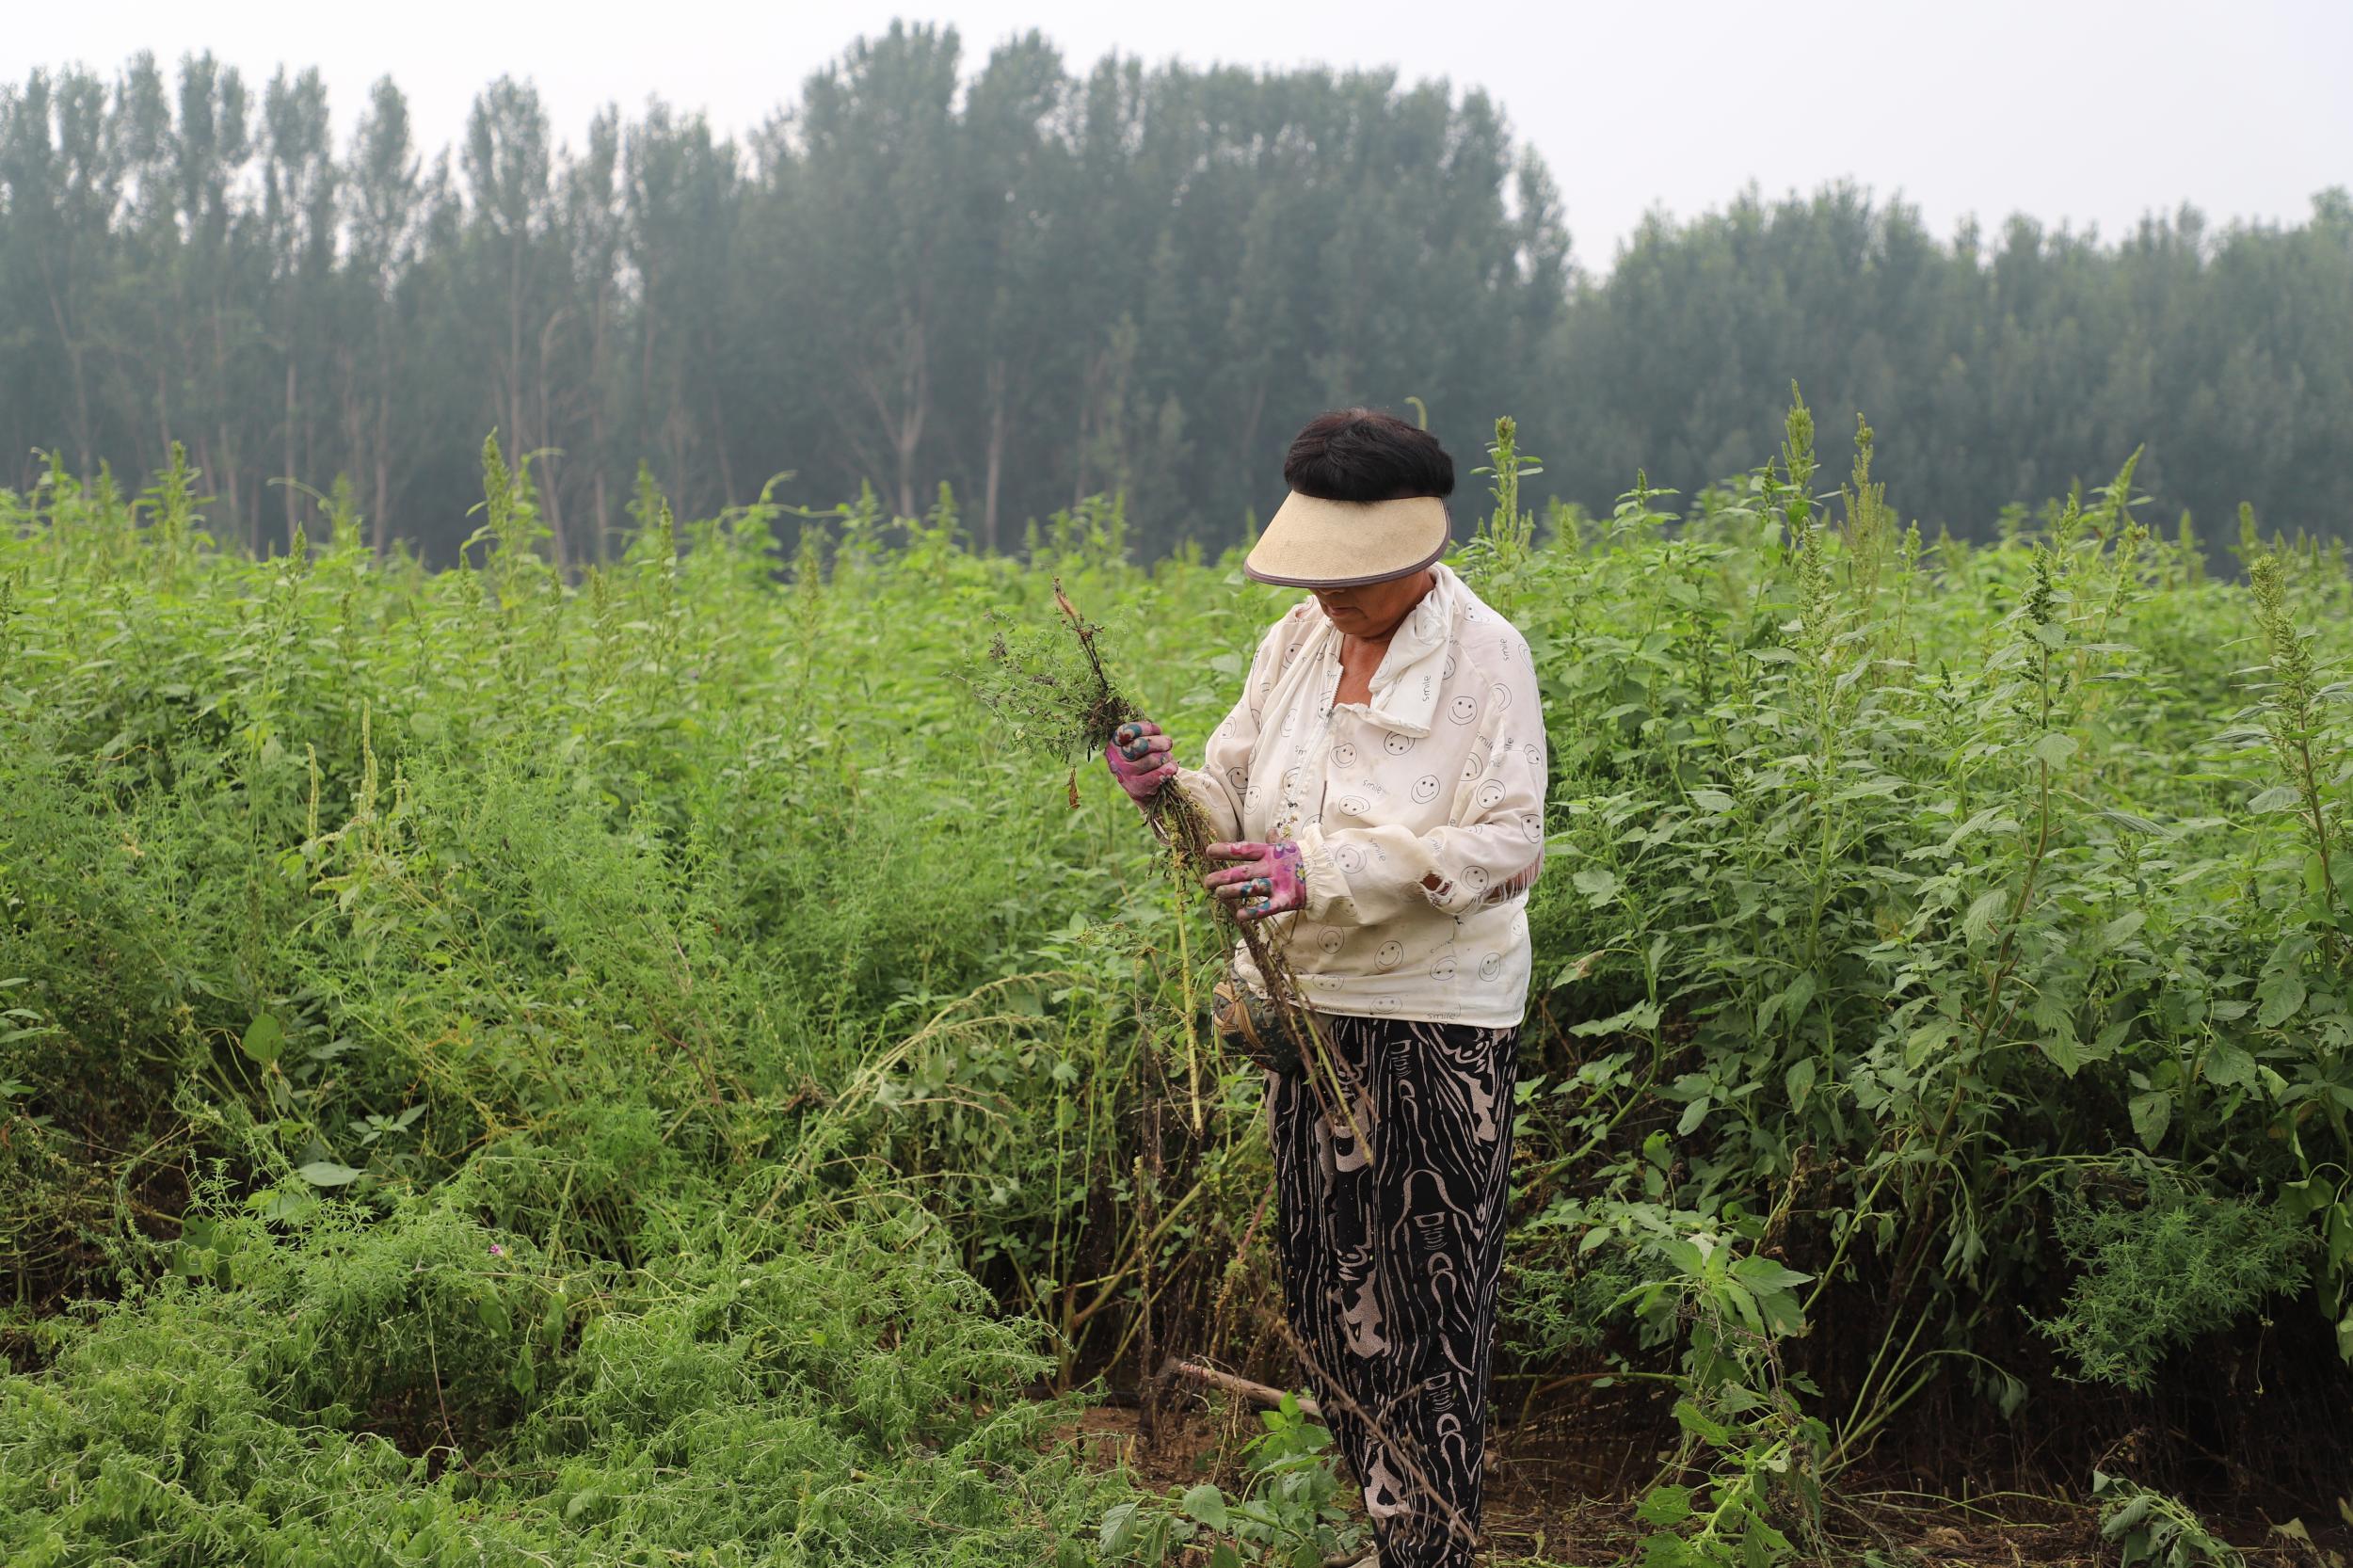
[1312, 567, 1434, 641]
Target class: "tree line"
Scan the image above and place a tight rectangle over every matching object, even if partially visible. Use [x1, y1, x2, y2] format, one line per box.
[2, 24, 2347, 564]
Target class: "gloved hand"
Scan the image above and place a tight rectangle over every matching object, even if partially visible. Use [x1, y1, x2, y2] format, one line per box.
[1203, 840, 1305, 921]
[1104, 719, 1177, 807]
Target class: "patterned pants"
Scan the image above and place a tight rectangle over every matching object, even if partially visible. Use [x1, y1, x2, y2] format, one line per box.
[1269, 1013, 1520, 1568]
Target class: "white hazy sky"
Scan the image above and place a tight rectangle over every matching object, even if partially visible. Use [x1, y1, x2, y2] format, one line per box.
[14, 0, 2351, 265]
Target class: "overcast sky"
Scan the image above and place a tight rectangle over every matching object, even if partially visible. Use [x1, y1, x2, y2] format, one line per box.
[16, 0, 2351, 266]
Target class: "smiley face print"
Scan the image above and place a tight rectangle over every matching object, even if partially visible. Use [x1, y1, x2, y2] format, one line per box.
[1186, 571, 1542, 1024]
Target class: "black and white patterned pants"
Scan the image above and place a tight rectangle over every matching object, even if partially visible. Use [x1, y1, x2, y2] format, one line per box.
[1269, 1012, 1519, 1568]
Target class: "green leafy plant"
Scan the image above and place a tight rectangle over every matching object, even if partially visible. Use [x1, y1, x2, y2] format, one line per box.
[1616, 1226, 1825, 1568]
[1098, 1392, 1364, 1568]
[2093, 1471, 2247, 1568]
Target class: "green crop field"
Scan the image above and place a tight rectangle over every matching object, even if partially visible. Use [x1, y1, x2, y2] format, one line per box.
[3, 404, 2350, 1566]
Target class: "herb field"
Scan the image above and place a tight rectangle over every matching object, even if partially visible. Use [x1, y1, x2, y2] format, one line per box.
[3, 408, 2350, 1566]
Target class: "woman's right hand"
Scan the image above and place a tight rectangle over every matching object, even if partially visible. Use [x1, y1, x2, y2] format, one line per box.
[1104, 719, 1177, 806]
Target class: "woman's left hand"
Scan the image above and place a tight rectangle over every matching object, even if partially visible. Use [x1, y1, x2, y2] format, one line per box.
[1203, 840, 1305, 921]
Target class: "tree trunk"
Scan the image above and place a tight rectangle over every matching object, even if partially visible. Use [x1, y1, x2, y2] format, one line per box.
[984, 359, 1008, 553]
[537, 308, 568, 572]
[589, 284, 611, 561]
[709, 383, 737, 509]
[506, 232, 526, 463]
[39, 259, 94, 473]
[284, 356, 299, 552]
[372, 379, 392, 558]
[891, 310, 928, 520]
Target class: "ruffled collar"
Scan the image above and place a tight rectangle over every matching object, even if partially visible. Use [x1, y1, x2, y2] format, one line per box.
[1281, 563, 1467, 739]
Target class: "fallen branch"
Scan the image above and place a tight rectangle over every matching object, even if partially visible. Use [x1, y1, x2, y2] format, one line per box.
[1165, 1357, 1320, 1419]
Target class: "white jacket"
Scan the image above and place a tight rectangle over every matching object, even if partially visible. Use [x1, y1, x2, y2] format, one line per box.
[1175, 563, 1545, 1027]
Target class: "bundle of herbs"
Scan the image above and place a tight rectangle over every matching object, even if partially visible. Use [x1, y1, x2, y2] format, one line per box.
[969, 581, 1363, 1148]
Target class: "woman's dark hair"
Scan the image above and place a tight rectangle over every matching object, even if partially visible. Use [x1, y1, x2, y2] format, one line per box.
[1282, 408, 1455, 503]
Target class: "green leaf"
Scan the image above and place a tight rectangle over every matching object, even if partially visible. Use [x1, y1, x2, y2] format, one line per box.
[2202, 1040, 2257, 1089]
[1573, 867, 1621, 905]
[1671, 1399, 1731, 1446]
[1098, 1500, 1144, 1555]
[1731, 1254, 1812, 1293]
[2100, 807, 2166, 835]
[1210, 1545, 1243, 1568]
[1689, 789, 1737, 813]
[2032, 731, 2078, 767]
[1961, 888, 2008, 945]
[1571, 1000, 1663, 1037]
[240, 1013, 285, 1065]
[1785, 1056, 1817, 1112]
[2104, 1494, 2154, 1539]
[1178, 1484, 1229, 1531]
[2256, 972, 2307, 1029]
[295, 1160, 361, 1187]
[2247, 784, 2302, 814]
[1636, 1483, 1694, 1526]
[1642, 1536, 1700, 1568]
[2128, 1090, 2173, 1149]
[253, 1187, 316, 1223]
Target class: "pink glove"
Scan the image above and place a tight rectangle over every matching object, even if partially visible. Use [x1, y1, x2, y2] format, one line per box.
[1104, 719, 1177, 807]
[1204, 840, 1305, 921]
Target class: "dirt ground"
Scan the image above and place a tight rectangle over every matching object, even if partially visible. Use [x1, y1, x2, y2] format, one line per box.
[1068, 1391, 2350, 1567]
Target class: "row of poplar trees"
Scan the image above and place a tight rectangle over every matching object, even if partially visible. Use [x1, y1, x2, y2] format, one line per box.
[3, 24, 2348, 563]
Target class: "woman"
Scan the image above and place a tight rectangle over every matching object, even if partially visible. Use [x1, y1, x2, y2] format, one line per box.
[1105, 408, 1545, 1568]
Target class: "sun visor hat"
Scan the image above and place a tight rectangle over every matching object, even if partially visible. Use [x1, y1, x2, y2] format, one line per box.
[1241, 492, 1450, 588]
